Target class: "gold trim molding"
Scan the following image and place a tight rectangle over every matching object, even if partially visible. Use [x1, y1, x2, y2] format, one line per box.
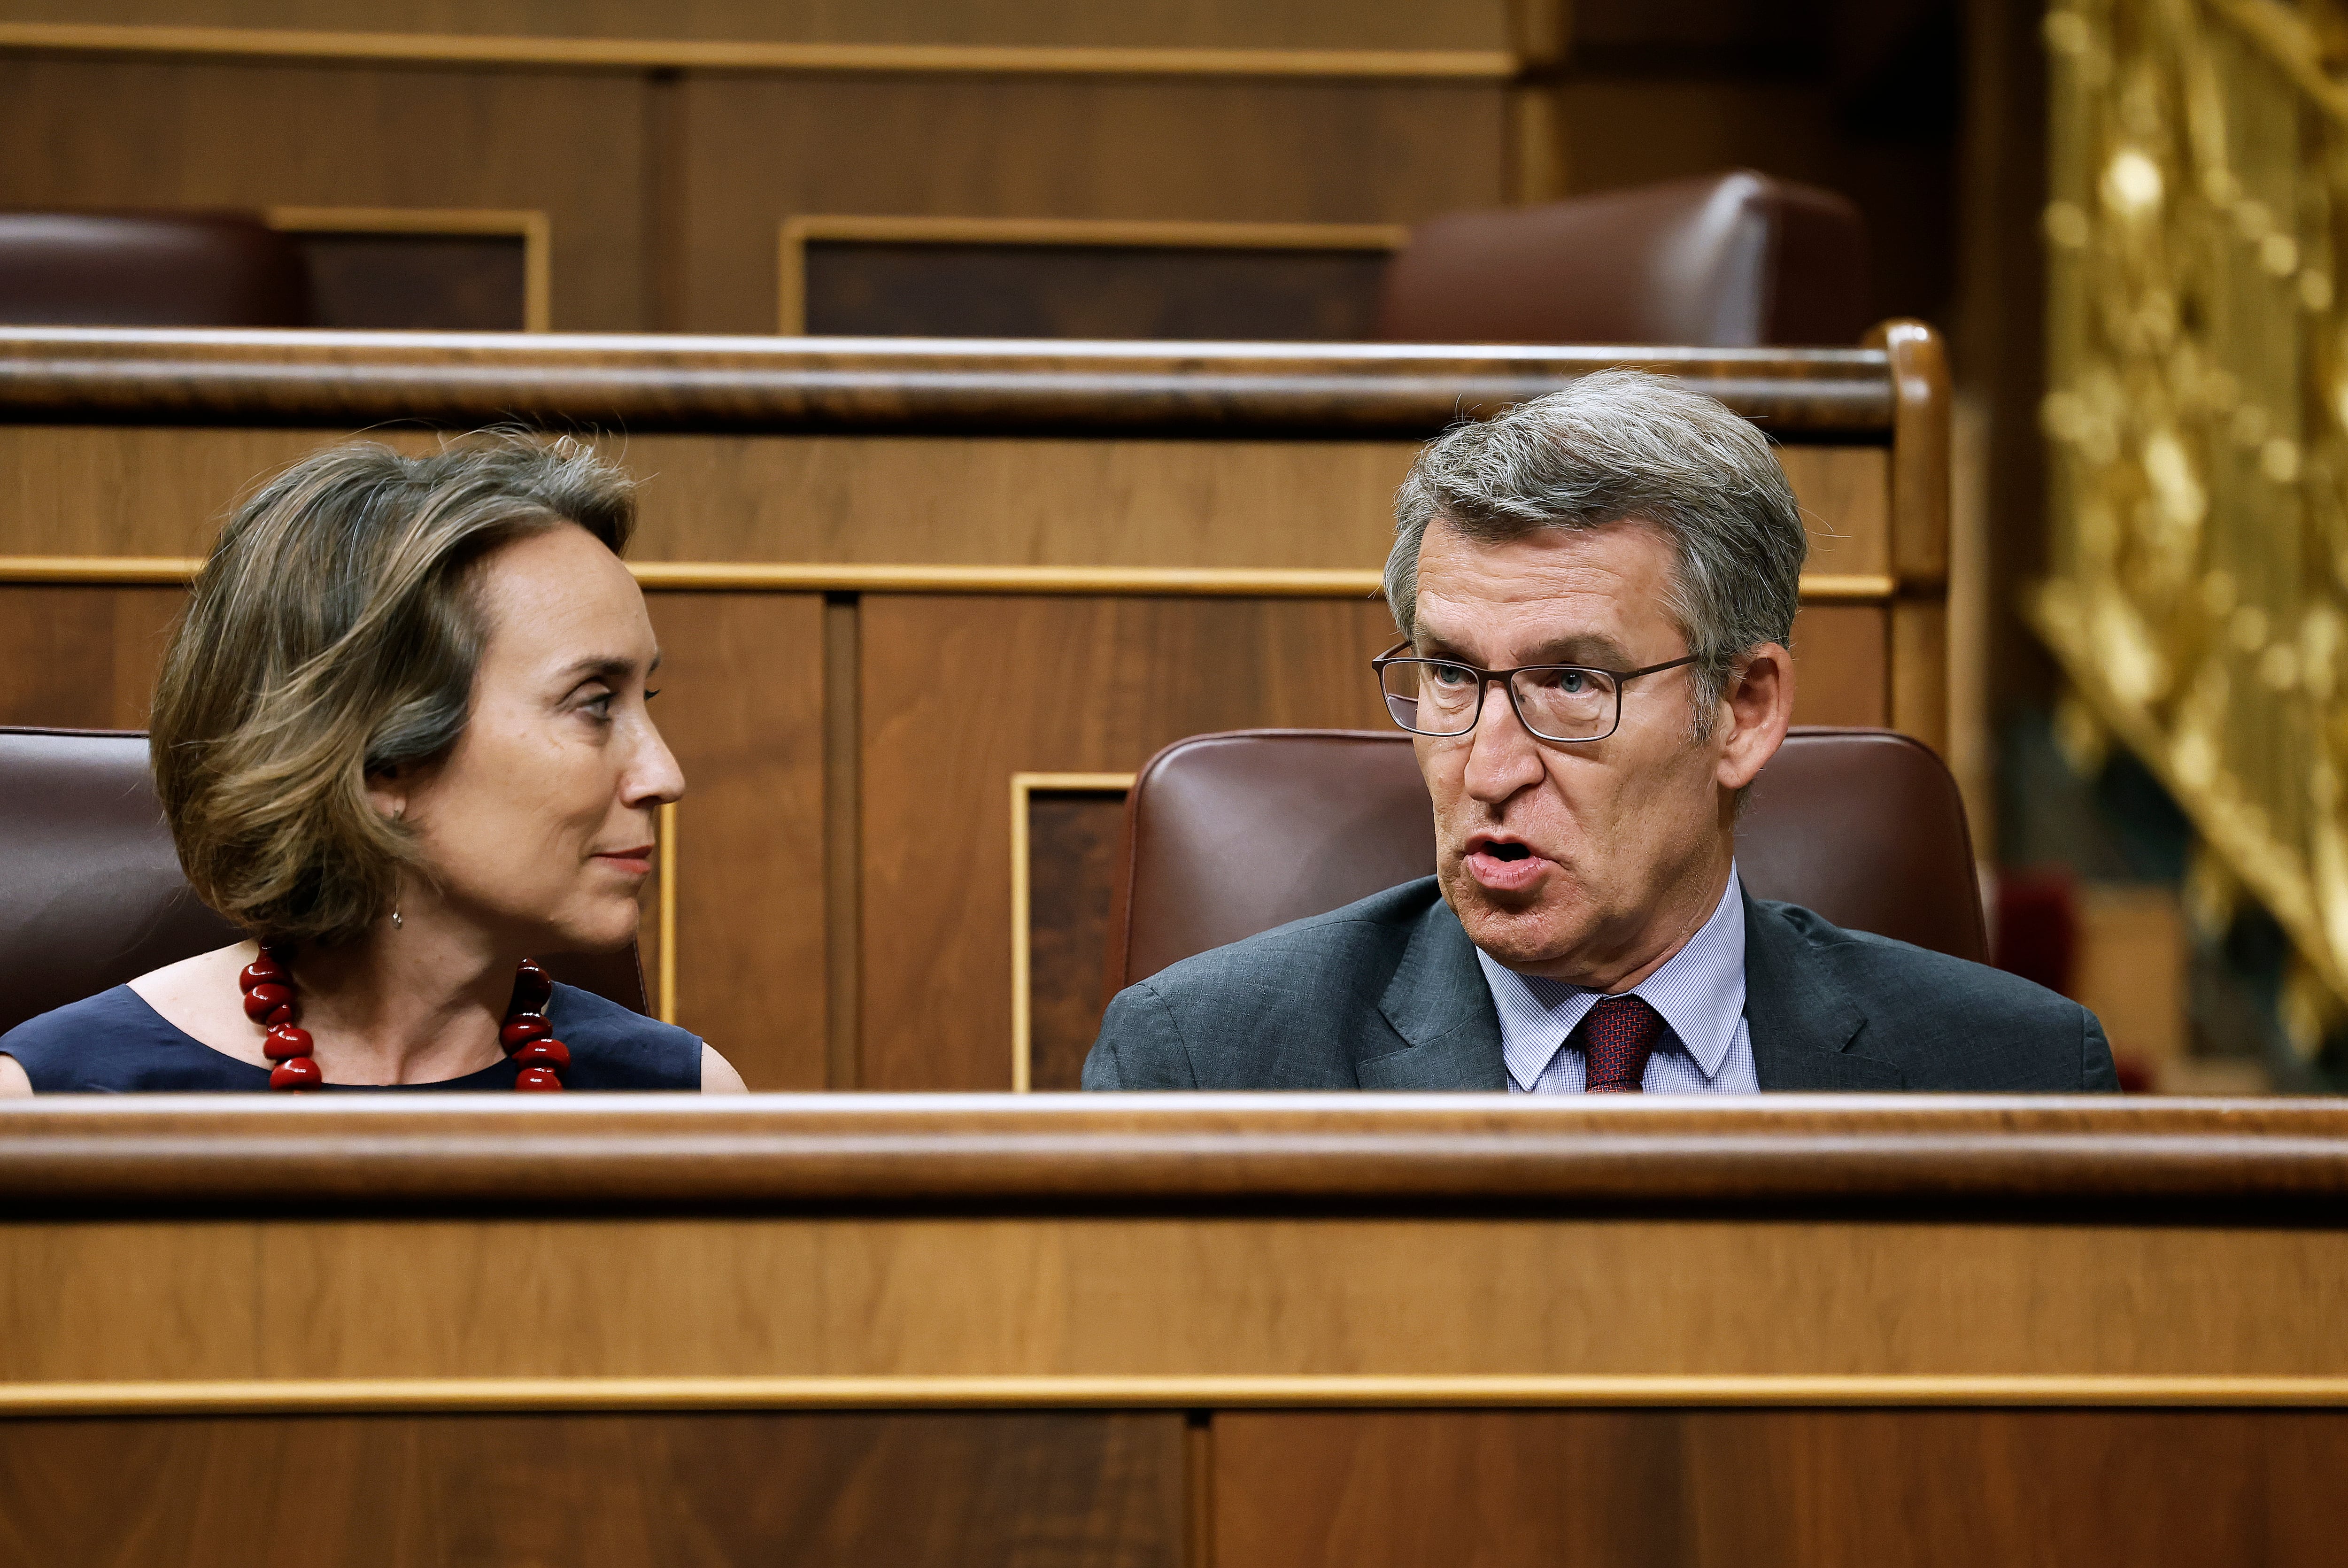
[655, 800, 679, 1025]
[8, 1374, 2348, 1417]
[0, 558, 1903, 604]
[1010, 771, 1137, 1092]
[779, 215, 1411, 336]
[0, 23, 1518, 82]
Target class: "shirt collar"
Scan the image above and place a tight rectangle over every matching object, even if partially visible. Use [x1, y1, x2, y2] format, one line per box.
[1475, 866, 1747, 1091]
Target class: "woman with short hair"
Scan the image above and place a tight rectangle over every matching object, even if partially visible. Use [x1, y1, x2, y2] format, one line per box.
[0, 432, 746, 1093]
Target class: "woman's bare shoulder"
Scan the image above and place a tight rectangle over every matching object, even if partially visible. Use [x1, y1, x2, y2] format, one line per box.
[126, 941, 262, 1055]
[0, 1053, 30, 1097]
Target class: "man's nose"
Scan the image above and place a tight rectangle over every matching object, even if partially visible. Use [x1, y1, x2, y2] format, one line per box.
[1462, 680, 1545, 803]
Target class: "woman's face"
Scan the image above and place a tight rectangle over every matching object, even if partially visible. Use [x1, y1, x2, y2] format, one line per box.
[385, 523, 683, 954]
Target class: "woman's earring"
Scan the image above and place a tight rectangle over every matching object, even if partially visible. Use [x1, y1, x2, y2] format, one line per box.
[392, 905, 402, 930]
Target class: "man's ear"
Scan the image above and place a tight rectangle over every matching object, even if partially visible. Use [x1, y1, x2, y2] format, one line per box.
[1715, 642, 1795, 793]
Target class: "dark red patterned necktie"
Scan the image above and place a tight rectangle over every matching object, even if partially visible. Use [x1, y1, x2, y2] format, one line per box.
[1576, 994, 1666, 1093]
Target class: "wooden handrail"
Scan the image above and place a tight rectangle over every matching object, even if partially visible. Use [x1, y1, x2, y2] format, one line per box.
[2, 1095, 2345, 1213]
[0, 330, 1897, 436]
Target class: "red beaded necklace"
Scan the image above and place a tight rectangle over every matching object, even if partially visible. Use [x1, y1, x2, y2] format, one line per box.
[237, 949, 568, 1092]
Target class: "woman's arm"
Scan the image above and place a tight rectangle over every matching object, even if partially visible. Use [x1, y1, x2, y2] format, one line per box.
[0, 1055, 30, 1097]
[700, 1043, 747, 1094]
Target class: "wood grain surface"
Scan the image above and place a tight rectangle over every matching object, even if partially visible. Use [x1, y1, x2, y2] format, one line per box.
[0, 56, 651, 331]
[0, 331, 1900, 434]
[5, 1206, 2348, 1384]
[857, 594, 1401, 1089]
[5, 1096, 2348, 1211]
[641, 593, 828, 1085]
[1213, 1409, 2348, 1568]
[0, 1410, 1184, 1568]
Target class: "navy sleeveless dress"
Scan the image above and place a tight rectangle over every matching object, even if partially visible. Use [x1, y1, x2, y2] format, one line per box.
[0, 981, 703, 1092]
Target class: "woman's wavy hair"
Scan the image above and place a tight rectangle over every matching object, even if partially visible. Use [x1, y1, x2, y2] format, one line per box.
[151, 431, 637, 945]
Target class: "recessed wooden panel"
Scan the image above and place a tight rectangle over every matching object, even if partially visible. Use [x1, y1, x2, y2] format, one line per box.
[859, 594, 1399, 1089]
[292, 231, 529, 331]
[679, 76, 1507, 333]
[0, 55, 647, 331]
[0, 1410, 1185, 1568]
[641, 591, 828, 1087]
[1214, 1409, 2348, 1568]
[803, 240, 1392, 340]
[0, 584, 184, 730]
[1026, 788, 1128, 1089]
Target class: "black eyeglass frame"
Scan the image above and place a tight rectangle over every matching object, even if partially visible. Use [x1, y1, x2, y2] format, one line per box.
[1369, 640, 1701, 743]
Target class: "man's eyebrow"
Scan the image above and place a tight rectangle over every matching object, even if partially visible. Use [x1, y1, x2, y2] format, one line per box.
[1414, 629, 1632, 666]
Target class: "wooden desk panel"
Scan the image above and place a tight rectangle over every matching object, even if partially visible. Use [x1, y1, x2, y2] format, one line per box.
[2, 1099, 2343, 1566]
[0, 1410, 1185, 1568]
[0, 332, 1938, 1088]
[1214, 1410, 2348, 1568]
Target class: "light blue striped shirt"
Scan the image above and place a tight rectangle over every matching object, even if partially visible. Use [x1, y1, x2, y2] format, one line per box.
[1475, 866, 1758, 1095]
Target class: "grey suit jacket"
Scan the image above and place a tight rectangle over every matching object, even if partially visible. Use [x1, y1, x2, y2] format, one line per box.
[1081, 877, 2117, 1092]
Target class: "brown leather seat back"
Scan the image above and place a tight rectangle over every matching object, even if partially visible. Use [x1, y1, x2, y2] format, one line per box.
[1108, 726, 1984, 992]
[0, 211, 310, 327]
[0, 728, 646, 1037]
[1375, 170, 1869, 348]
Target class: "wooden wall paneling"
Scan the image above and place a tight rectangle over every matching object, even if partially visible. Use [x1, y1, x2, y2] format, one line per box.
[857, 594, 1399, 1089]
[0, 584, 183, 729]
[677, 76, 1508, 333]
[1787, 606, 1889, 728]
[1776, 445, 1889, 579]
[0, 0, 1514, 52]
[564, 434, 1421, 570]
[12, 1211, 2348, 1384]
[641, 590, 828, 1087]
[0, 56, 649, 331]
[0, 427, 1422, 567]
[1211, 1409, 2348, 1568]
[0, 1411, 1187, 1568]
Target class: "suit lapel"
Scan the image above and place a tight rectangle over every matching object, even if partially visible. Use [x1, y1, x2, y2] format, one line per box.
[1741, 892, 1905, 1090]
[1358, 895, 1508, 1090]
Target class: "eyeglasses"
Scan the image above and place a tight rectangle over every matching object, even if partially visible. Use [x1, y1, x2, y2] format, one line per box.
[1370, 641, 1699, 743]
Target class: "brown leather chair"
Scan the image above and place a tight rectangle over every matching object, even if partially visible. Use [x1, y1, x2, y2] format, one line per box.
[1375, 170, 1870, 348]
[0, 211, 310, 327]
[1106, 726, 1984, 994]
[0, 728, 645, 1037]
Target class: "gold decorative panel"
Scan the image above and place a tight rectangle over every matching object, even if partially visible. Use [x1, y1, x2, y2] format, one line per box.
[2039, 0, 2348, 1013]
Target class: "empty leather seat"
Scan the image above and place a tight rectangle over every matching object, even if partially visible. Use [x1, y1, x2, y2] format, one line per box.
[1107, 726, 1983, 993]
[0, 211, 311, 327]
[0, 727, 645, 1037]
[1376, 170, 1870, 347]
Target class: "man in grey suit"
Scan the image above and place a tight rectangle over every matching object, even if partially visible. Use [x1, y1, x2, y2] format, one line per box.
[1084, 371, 2116, 1093]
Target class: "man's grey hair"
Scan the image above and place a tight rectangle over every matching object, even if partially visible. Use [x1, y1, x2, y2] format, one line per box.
[1383, 368, 1807, 737]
